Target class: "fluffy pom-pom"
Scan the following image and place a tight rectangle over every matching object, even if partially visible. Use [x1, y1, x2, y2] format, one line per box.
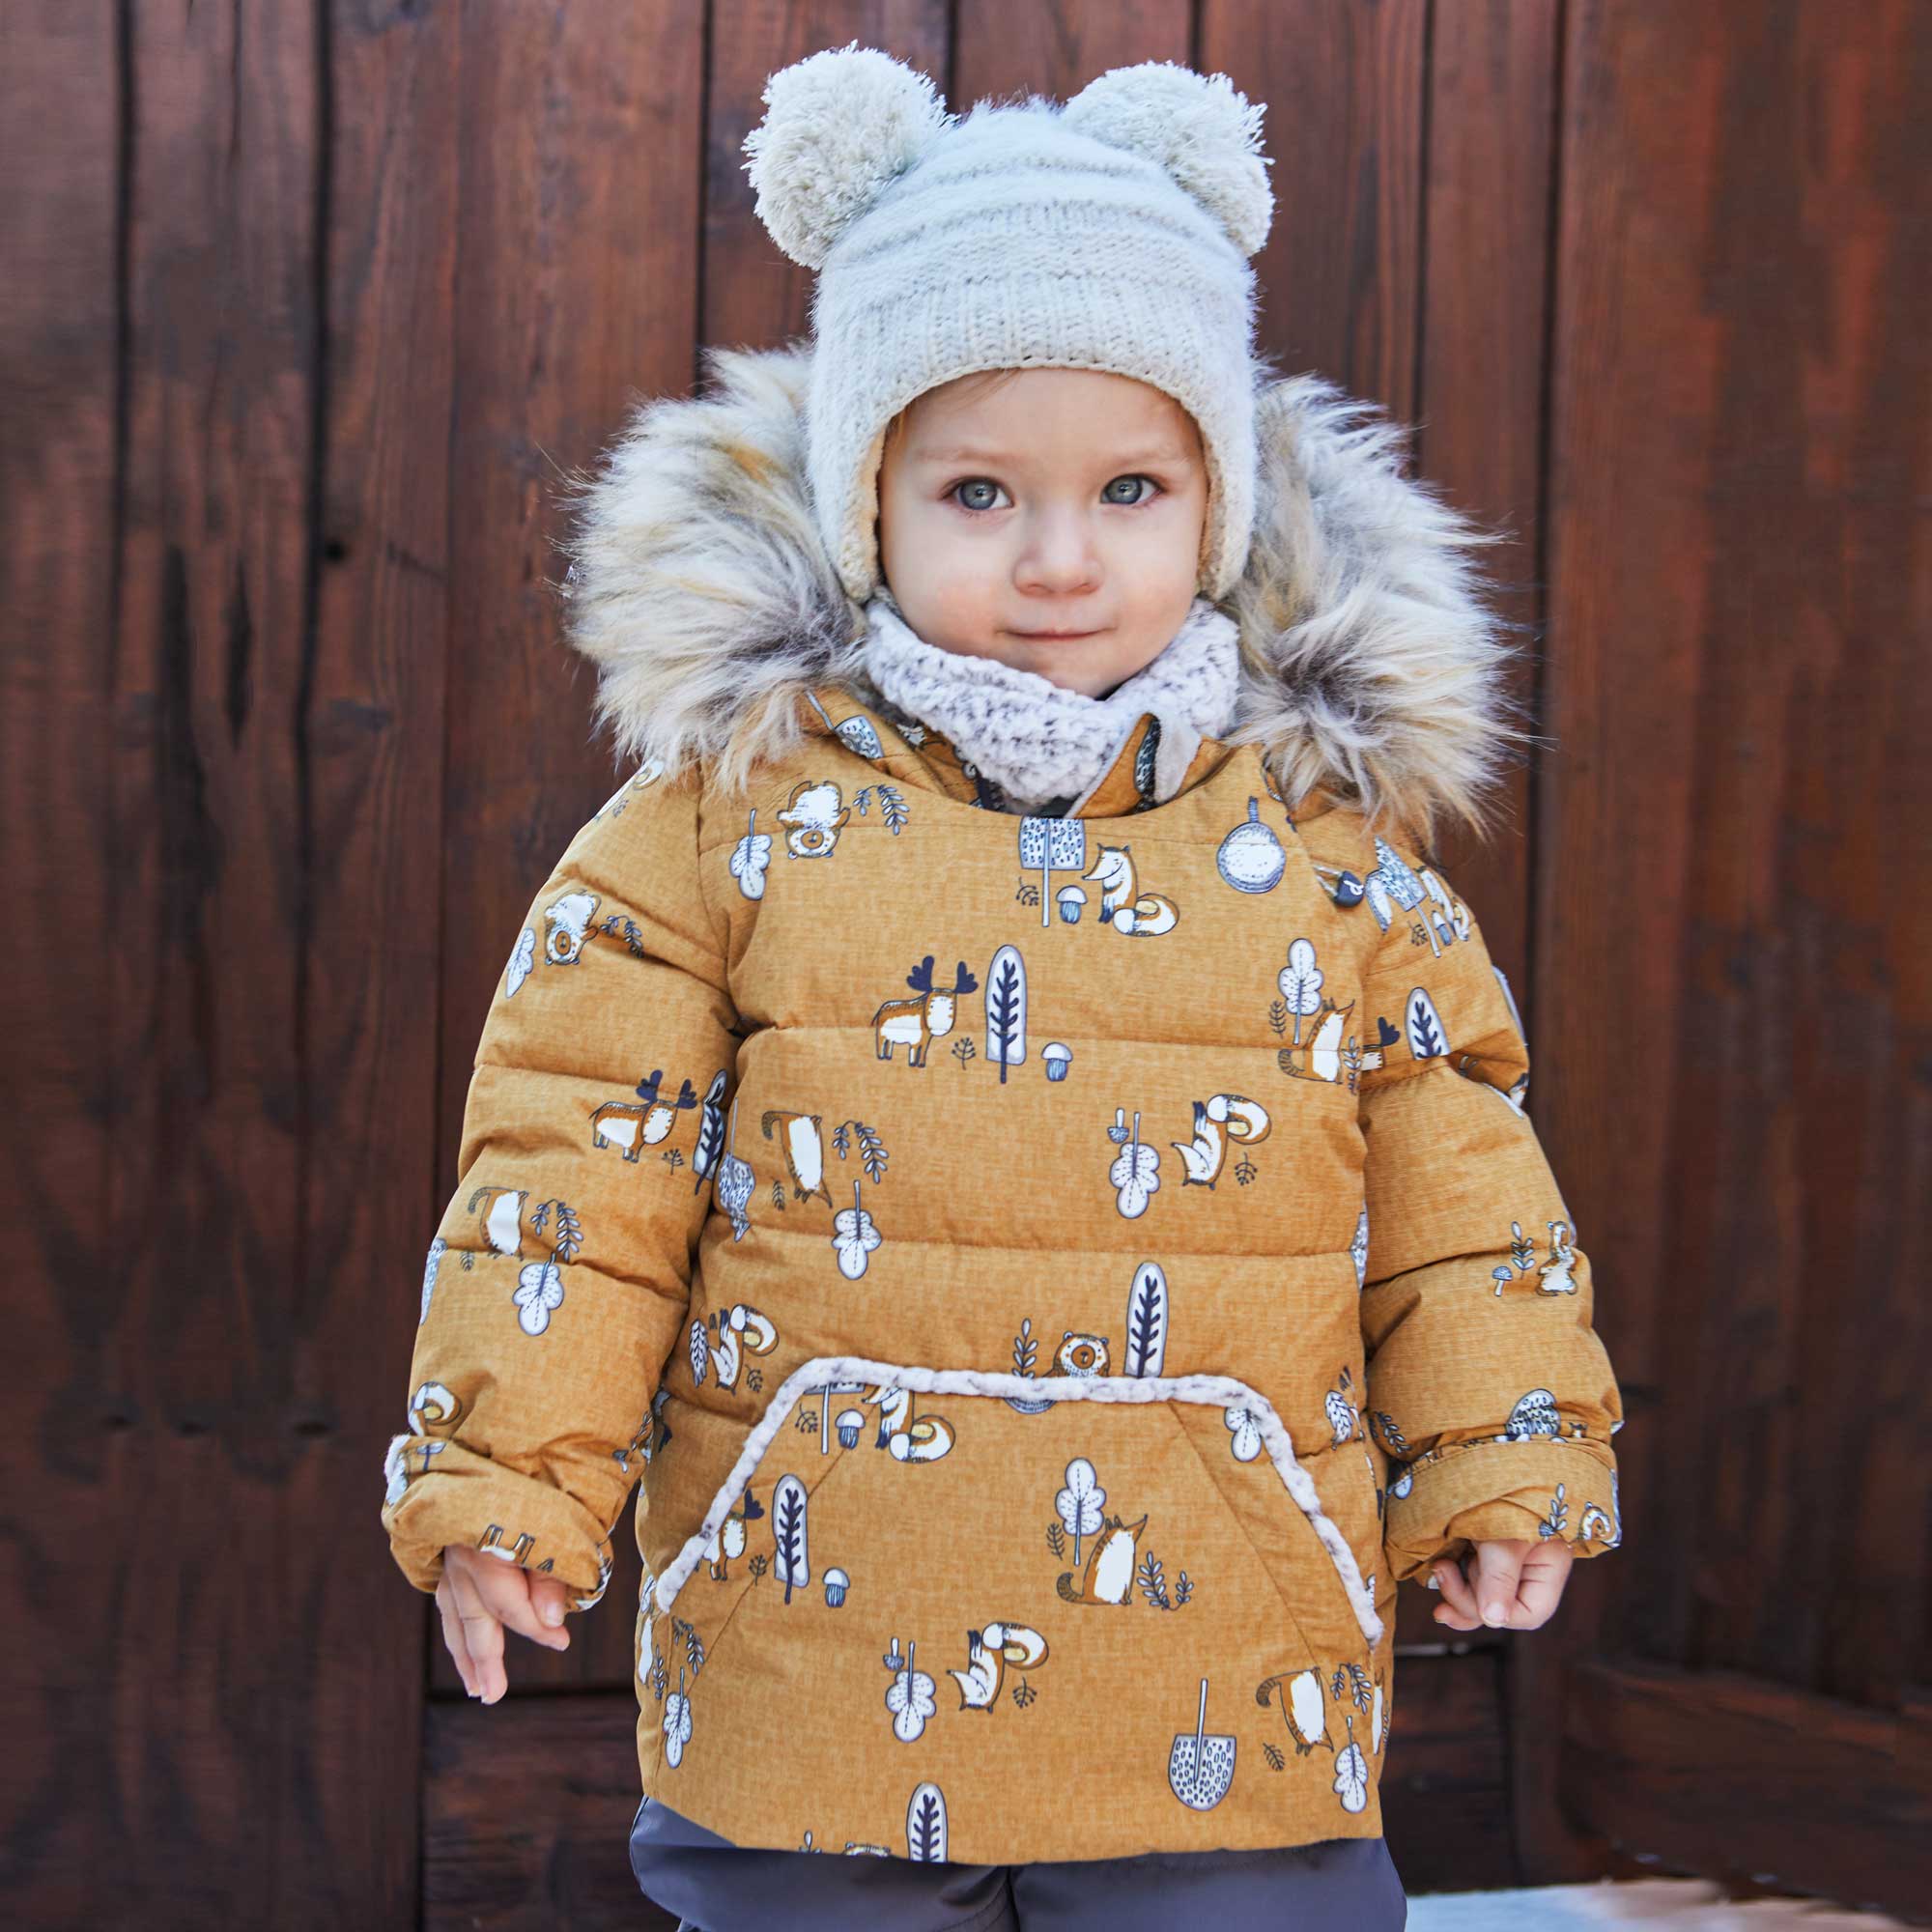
[1062, 61, 1274, 256]
[741, 43, 951, 270]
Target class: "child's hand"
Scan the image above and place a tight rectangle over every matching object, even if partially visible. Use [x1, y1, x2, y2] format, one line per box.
[435, 1544, 573, 1703]
[1430, 1536, 1574, 1632]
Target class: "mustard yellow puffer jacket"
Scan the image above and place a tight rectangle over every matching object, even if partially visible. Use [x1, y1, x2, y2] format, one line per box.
[380, 343, 1622, 1864]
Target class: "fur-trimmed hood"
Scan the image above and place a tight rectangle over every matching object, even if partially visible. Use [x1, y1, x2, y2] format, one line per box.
[557, 341, 1530, 846]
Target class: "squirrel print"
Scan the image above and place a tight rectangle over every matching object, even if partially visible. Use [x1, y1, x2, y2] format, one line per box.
[947, 1622, 1050, 1710]
[1057, 1511, 1149, 1605]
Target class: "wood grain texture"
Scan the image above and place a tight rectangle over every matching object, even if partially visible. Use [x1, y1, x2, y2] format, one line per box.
[1563, 1657, 1932, 1924]
[3, 0, 123, 1918]
[431, 0, 706, 1700]
[16, 0, 1926, 1918]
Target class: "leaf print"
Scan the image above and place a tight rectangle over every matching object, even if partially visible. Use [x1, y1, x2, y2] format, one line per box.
[886, 1639, 936, 1743]
[512, 1258, 564, 1336]
[503, 926, 535, 998]
[729, 808, 772, 900]
[1334, 1716, 1370, 1813]
[1108, 1109, 1161, 1217]
[663, 1665, 693, 1770]
[689, 1321, 709, 1386]
[1224, 1406, 1263, 1463]
[420, 1236, 446, 1325]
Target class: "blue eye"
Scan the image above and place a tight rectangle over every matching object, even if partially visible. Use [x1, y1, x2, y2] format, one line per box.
[947, 475, 1162, 513]
[952, 478, 1007, 512]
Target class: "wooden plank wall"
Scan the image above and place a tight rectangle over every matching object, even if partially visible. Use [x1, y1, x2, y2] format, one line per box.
[9, 2, 1923, 1926]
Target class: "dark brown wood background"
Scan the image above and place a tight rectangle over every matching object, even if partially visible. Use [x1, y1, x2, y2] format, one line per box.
[10, 2, 1926, 1926]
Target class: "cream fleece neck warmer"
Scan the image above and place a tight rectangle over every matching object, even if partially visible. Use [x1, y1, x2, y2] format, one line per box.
[859, 588, 1243, 815]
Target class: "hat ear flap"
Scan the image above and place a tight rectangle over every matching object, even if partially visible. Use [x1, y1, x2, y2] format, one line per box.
[1062, 62, 1274, 257]
[742, 42, 951, 270]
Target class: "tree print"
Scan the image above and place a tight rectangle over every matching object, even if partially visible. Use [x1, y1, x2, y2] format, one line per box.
[1277, 937, 1324, 1043]
[983, 945, 1027, 1083]
[772, 1473, 810, 1604]
[1124, 1262, 1169, 1377]
[1055, 1458, 1106, 1566]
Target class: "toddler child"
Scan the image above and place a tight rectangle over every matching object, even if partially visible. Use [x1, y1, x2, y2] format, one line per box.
[382, 45, 1623, 1932]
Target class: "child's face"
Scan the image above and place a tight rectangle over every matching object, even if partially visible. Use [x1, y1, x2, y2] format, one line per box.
[875, 368, 1208, 697]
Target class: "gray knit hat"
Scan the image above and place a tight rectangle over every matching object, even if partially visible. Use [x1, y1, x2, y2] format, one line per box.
[741, 44, 1275, 607]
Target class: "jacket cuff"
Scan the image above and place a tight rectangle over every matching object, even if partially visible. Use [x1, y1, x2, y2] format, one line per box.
[1383, 1436, 1621, 1582]
[381, 1434, 619, 1605]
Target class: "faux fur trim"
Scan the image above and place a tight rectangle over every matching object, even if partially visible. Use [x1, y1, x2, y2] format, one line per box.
[558, 340, 1532, 845]
[649, 1354, 1385, 1650]
[858, 587, 1243, 814]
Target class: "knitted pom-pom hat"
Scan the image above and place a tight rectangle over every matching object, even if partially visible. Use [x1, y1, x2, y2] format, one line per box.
[741, 43, 1275, 607]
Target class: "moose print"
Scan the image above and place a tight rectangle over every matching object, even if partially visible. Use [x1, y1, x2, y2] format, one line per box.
[873, 955, 979, 1066]
[589, 1067, 699, 1161]
[1083, 843, 1179, 935]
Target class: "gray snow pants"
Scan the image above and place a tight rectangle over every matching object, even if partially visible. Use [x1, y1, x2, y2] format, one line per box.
[629, 1792, 1407, 1931]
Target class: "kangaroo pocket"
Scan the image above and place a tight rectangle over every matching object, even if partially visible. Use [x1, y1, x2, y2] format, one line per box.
[639, 1357, 1384, 1843]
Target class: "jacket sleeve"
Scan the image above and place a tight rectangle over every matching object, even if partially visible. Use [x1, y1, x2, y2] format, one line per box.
[1348, 826, 1624, 1583]
[379, 764, 739, 1609]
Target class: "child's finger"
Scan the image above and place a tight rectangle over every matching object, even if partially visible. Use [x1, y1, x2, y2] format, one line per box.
[1471, 1541, 1526, 1628]
[435, 1574, 479, 1696]
[528, 1573, 575, 1640]
[1431, 1555, 1483, 1630]
[1511, 1542, 1574, 1628]
[470, 1557, 571, 1654]
[447, 1560, 510, 1703]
